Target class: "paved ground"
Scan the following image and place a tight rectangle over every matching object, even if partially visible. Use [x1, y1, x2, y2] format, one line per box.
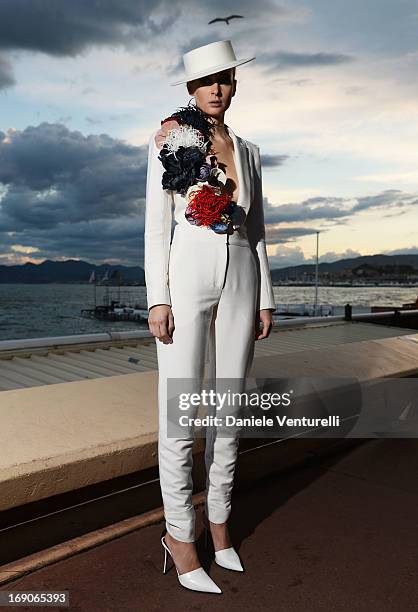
[2, 439, 418, 611]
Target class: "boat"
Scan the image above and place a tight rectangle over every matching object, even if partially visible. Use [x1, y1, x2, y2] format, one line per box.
[82, 269, 147, 322]
[81, 300, 148, 322]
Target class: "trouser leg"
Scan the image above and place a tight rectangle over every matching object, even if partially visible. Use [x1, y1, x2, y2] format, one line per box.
[156, 231, 224, 543]
[204, 244, 258, 524]
[157, 304, 214, 542]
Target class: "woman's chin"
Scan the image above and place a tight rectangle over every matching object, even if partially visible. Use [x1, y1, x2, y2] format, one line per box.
[205, 109, 222, 120]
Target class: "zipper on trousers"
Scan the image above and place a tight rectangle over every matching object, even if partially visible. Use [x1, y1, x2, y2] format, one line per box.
[220, 234, 231, 292]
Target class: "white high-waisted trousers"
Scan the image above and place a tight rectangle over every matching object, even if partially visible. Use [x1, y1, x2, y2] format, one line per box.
[156, 221, 258, 542]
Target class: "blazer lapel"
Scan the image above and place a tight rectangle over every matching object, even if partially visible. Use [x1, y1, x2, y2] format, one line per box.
[226, 125, 252, 215]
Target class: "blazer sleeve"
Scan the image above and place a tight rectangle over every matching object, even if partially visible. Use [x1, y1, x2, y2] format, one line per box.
[144, 130, 173, 311]
[246, 143, 276, 311]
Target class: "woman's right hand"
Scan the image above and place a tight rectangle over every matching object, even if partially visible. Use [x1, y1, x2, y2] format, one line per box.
[148, 304, 175, 344]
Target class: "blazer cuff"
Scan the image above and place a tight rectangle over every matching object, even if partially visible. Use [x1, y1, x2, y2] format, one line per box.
[146, 287, 172, 311]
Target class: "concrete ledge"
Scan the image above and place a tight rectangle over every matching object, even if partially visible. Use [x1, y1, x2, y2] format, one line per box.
[0, 372, 195, 511]
[1, 333, 418, 512]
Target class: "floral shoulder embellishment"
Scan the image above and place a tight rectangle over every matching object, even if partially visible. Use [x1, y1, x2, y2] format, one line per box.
[155, 102, 245, 234]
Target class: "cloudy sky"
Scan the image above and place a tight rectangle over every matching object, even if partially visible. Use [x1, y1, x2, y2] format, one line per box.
[1, 0, 417, 270]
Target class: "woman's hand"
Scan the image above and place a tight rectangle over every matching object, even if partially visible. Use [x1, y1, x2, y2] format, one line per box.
[255, 309, 274, 340]
[148, 304, 175, 344]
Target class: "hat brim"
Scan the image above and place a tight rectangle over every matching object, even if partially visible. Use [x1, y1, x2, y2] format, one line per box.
[170, 56, 255, 86]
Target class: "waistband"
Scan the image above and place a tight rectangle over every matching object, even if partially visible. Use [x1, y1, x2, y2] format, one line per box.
[172, 222, 251, 247]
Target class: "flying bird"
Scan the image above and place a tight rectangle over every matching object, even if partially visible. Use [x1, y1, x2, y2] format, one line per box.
[208, 15, 244, 25]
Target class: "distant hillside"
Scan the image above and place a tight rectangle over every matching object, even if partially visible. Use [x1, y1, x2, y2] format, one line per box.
[271, 253, 418, 282]
[0, 259, 145, 284]
[1, 253, 417, 284]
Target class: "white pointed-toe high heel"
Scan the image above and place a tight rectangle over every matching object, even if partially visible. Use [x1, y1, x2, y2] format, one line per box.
[161, 529, 222, 594]
[203, 515, 244, 572]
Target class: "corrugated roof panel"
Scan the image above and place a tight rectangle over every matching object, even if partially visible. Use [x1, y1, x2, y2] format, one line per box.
[96, 347, 152, 372]
[30, 354, 95, 382]
[0, 321, 416, 391]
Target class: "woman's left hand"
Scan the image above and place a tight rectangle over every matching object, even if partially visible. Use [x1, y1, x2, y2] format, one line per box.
[255, 309, 274, 340]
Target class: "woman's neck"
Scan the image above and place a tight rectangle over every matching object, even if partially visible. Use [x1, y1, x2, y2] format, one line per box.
[211, 118, 229, 139]
[195, 103, 229, 139]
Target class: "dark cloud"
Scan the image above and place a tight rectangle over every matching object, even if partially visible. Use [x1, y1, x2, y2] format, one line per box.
[0, 120, 292, 265]
[262, 190, 418, 244]
[0, 0, 174, 90]
[2, 122, 415, 266]
[0, 55, 15, 89]
[258, 49, 354, 71]
[352, 189, 418, 212]
[0, 0, 172, 56]
[385, 246, 418, 256]
[0, 0, 282, 58]
[0, 215, 144, 266]
[0, 122, 150, 264]
[261, 153, 289, 167]
[0, 122, 147, 233]
[0, 0, 332, 89]
[266, 225, 325, 244]
[263, 195, 349, 226]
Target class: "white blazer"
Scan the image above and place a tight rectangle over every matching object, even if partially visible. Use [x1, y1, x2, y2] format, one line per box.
[144, 126, 276, 312]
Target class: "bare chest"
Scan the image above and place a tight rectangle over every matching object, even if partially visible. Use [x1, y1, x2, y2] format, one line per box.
[208, 136, 240, 203]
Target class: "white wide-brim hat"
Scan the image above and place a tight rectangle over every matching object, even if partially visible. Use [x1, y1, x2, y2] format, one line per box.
[170, 39, 255, 86]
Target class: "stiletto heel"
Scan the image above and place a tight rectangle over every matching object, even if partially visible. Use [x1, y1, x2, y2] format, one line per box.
[162, 538, 170, 574]
[160, 528, 222, 593]
[202, 514, 244, 572]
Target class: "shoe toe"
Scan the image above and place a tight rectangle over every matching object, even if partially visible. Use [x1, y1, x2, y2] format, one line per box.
[215, 547, 244, 572]
[178, 567, 222, 593]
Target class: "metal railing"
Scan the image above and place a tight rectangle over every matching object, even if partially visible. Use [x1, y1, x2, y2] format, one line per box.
[1, 306, 418, 352]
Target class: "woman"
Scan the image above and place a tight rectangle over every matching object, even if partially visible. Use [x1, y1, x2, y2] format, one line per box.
[144, 40, 276, 594]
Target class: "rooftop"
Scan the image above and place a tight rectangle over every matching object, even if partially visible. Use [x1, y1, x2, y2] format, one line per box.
[1, 319, 417, 391]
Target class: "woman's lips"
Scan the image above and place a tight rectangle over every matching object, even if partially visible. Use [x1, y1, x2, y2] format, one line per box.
[209, 101, 222, 105]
